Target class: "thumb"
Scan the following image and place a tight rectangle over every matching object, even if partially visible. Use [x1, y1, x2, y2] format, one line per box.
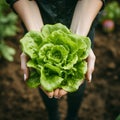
[86, 68, 92, 83]
[23, 68, 29, 81]
[86, 49, 96, 82]
[20, 53, 29, 81]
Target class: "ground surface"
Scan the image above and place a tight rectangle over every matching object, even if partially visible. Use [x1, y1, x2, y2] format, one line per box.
[0, 29, 120, 120]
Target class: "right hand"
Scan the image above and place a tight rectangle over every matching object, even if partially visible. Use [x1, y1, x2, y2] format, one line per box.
[20, 52, 67, 99]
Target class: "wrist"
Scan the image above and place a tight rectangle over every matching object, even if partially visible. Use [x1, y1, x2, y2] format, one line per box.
[70, 20, 90, 36]
[27, 24, 43, 32]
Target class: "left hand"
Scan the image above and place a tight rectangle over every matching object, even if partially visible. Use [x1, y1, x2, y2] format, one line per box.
[85, 48, 96, 82]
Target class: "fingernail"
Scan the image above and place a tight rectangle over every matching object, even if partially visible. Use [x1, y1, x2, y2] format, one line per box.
[24, 74, 27, 81]
[89, 75, 92, 82]
[49, 96, 53, 98]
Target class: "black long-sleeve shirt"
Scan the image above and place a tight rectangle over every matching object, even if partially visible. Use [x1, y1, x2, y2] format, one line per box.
[6, 0, 105, 45]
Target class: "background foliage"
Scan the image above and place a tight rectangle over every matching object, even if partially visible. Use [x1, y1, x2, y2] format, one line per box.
[99, 0, 120, 32]
[0, 0, 19, 61]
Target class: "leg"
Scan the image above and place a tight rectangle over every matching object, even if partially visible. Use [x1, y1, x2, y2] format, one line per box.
[65, 81, 86, 120]
[39, 88, 60, 120]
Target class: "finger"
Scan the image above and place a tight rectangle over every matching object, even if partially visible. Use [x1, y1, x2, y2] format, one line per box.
[86, 50, 96, 82]
[20, 53, 27, 70]
[47, 91, 54, 98]
[86, 60, 95, 82]
[23, 68, 29, 81]
[20, 53, 29, 80]
[58, 89, 67, 98]
[40, 86, 54, 98]
[53, 89, 60, 98]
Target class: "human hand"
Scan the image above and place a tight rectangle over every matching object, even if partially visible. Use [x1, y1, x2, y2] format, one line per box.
[85, 49, 96, 82]
[41, 87, 67, 99]
[20, 52, 67, 98]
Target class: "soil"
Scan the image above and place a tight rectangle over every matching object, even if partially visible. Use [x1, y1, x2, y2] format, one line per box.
[0, 28, 120, 120]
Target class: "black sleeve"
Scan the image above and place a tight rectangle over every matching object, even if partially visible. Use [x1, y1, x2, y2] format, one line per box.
[6, 0, 18, 7]
[87, 0, 105, 48]
[100, 0, 105, 11]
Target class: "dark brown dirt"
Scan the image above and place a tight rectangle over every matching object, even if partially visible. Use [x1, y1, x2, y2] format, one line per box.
[0, 29, 120, 120]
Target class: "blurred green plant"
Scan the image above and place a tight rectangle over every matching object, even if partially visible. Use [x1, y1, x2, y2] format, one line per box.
[102, 1, 120, 22]
[100, 1, 120, 32]
[0, 0, 19, 61]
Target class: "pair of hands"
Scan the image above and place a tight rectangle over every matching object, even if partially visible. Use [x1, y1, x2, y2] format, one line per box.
[21, 49, 96, 99]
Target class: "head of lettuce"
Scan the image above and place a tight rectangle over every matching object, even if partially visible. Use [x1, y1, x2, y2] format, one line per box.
[20, 23, 91, 92]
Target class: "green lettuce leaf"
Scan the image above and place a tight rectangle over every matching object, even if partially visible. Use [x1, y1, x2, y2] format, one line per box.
[20, 31, 43, 58]
[61, 61, 87, 92]
[41, 23, 71, 38]
[20, 23, 91, 92]
[26, 70, 40, 88]
[40, 65, 64, 91]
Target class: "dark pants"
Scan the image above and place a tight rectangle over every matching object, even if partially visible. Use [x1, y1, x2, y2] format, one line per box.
[39, 81, 86, 120]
